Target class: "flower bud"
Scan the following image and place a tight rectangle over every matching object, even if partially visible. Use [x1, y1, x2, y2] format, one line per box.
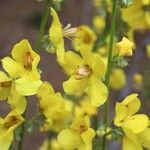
[117, 0, 133, 8]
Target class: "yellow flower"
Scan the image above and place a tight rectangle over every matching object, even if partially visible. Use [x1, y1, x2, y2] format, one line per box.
[72, 25, 97, 51]
[93, 15, 106, 33]
[110, 68, 126, 90]
[132, 73, 143, 90]
[49, 8, 78, 65]
[63, 49, 108, 107]
[0, 71, 27, 114]
[114, 94, 149, 150]
[37, 82, 72, 132]
[121, 0, 149, 30]
[39, 138, 62, 150]
[57, 116, 95, 150]
[146, 44, 150, 59]
[1, 39, 42, 96]
[0, 111, 24, 150]
[75, 97, 97, 117]
[116, 37, 134, 57]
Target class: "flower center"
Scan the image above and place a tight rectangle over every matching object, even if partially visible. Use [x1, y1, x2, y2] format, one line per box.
[83, 32, 91, 44]
[75, 64, 92, 80]
[79, 125, 87, 134]
[4, 116, 20, 129]
[0, 81, 12, 88]
[63, 24, 78, 38]
[24, 51, 33, 69]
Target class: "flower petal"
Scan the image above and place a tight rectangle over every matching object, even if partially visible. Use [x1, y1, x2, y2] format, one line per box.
[15, 75, 42, 96]
[1, 57, 25, 78]
[63, 75, 87, 95]
[123, 114, 149, 134]
[123, 94, 141, 116]
[81, 128, 96, 150]
[57, 129, 83, 150]
[0, 131, 13, 150]
[8, 83, 27, 114]
[92, 54, 106, 78]
[80, 49, 94, 66]
[63, 51, 82, 75]
[137, 128, 150, 149]
[114, 102, 128, 127]
[122, 135, 142, 150]
[88, 75, 108, 107]
[49, 7, 65, 64]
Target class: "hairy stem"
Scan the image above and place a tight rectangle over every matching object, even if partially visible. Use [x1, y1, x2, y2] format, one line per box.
[102, 0, 117, 149]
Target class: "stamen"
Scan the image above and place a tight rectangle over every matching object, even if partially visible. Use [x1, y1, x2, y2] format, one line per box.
[24, 51, 33, 69]
[75, 64, 92, 80]
[63, 24, 79, 38]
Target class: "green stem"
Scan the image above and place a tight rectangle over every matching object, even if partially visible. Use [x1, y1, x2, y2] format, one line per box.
[102, 0, 117, 149]
[34, 0, 51, 51]
[18, 112, 26, 150]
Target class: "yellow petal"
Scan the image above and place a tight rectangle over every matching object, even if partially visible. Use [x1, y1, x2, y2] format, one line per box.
[0, 88, 10, 101]
[1, 57, 25, 78]
[123, 94, 141, 116]
[8, 83, 27, 114]
[57, 129, 83, 150]
[123, 114, 149, 134]
[0, 131, 13, 150]
[114, 102, 128, 127]
[49, 7, 65, 64]
[80, 49, 94, 66]
[15, 75, 42, 96]
[63, 51, 82, 75]
[122, 135, 142, 150]
[37, 81, 55, 97]
[63, 75, 87, 95]
[88, 75, 108, 107]
[92, 54, 106, 78]
[81, 128, 96, 150]
[49, 7, 63, 47]
[11, 97, 27, 114]
[137, 128, 150, 149]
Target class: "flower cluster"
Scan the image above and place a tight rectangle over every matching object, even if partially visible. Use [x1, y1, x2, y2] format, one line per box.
[1, 0, 150, 150]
